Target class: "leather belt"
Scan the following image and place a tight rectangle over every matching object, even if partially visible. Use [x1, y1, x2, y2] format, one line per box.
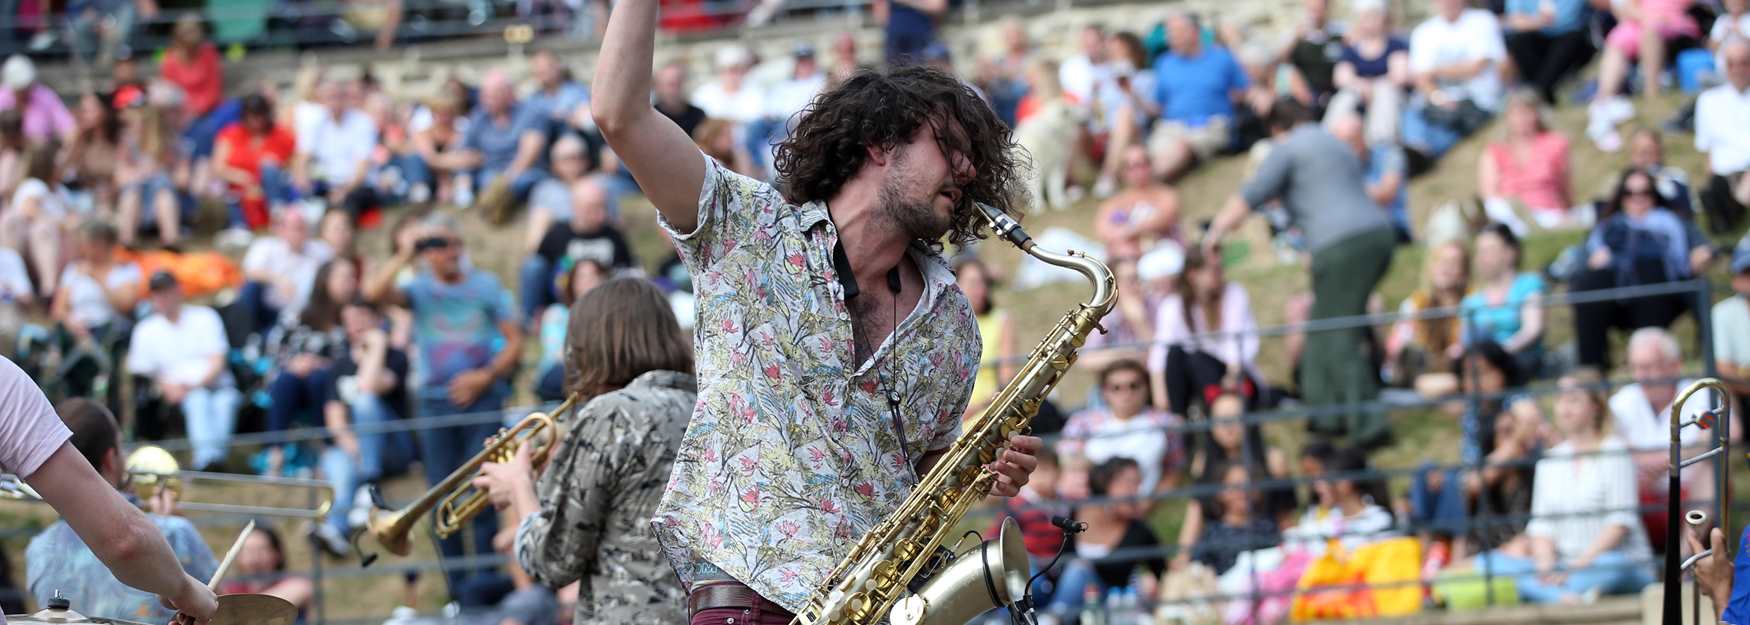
[685, 581, 793, 618]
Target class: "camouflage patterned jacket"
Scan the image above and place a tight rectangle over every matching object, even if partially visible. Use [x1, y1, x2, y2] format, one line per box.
[514, 370, 696, 624]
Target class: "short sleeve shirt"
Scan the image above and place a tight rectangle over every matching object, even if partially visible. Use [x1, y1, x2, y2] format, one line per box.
[27, 515, 218, 623]
[649, 154, 980, 613]
[1459, 272, 1546, 347]
[402, 269, 518, 390]
[464, 106, 547, 173]
[0, 355, 71, 479]
[1714, 295, 1750, 367]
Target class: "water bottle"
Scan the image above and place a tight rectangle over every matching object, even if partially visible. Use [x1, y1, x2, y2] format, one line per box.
[1106, 588, 1124, 625]
[1079, 585, 1105, 625]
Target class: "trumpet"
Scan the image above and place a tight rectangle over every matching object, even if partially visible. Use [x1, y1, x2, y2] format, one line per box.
[364, 396, 573, 558]
[0, 445, 334, 520]
[1662, 378, 1733, 625]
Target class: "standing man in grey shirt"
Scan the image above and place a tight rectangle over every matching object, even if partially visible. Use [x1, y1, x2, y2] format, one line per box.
[1203, 100, 1397, 449]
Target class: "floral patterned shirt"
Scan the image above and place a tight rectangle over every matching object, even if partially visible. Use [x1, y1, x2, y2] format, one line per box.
[649, 155, 981, 612]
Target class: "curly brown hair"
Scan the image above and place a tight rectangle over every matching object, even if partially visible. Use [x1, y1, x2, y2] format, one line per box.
[773, 65, 1026, 246]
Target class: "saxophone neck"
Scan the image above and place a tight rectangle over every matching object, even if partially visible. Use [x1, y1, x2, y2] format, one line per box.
[976, 202, 1116, 315]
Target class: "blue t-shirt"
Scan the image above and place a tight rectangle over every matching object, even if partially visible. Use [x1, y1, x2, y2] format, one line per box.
[1151, 46, 1249, 127]
[1504, 0, 1587, 35]
[1340, 37, 1409, 79]
[27, 515, 217, 624]
[463, 104, 547, 174]
[1460, 273, 1546, 347]
[523, 81, 590, 123]
[404, 269, 519, 390]
[1725, 524, 1750, 624]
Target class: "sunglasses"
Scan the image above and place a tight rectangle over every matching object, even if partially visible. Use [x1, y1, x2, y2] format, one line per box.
[1105, 380, 1145, 392]
[1625, 187, 1655, 198]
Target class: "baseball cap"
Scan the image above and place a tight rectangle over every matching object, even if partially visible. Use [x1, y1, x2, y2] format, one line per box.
[147, 270, 180, 293]
[793, 43, 817, 58]
[2, 55, 35, 91]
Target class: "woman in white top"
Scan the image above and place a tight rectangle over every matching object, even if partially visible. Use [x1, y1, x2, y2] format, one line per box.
[1, 145, 72, 296]
[1474, 371, 1654, 604]
[1149, 246, 1259, 416]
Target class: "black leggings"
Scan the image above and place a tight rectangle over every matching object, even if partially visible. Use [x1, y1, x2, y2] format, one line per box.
[1164, 346, 1265, 417]
[1504, 29, 1596, 105]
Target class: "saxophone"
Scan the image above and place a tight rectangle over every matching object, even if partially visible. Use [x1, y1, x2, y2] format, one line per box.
[789, 203, 1117, 625]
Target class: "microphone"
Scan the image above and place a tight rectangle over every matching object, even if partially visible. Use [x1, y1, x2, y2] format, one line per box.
[1051, 516, 1085, 534]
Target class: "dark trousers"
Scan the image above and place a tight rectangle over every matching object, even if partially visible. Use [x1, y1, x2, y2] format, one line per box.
[415, 383, 509, 600]
[1570, 264, 1691, 370]
[1702, 173, 1748, 235]
[266, 367, 333, 432]
[1301, 226, 1396, 449]
[1164, 346, 1253, 417]
[1504, 29, 1595, 105]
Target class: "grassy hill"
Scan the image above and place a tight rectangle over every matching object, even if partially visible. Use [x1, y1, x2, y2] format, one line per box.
[3, 93, 1742, 620]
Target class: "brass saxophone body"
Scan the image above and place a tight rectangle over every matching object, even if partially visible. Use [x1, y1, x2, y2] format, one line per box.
[789, 203, 1117, 625]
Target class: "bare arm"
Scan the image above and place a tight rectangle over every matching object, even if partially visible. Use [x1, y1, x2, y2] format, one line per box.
[1333, 62, 1361, 92]
[488, 318, 524, 383]
[364, 250, 413, 308]
[1478, 149, 1502, 198]
[1386, 51, 1411, 87]
[26, 445, 216, 618]
[1202, 194, 1252, 252]
[1503, 293, 1544, 354]
[505, 130, 546, 178]
[210, 141, 258, 190]
[591, 0, 707, 232]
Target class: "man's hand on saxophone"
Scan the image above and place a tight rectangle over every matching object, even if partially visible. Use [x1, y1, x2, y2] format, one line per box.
[987, 434, 1044, 498]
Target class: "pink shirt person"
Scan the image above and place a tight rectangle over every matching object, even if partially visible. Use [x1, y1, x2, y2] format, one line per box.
[0, 84, 75, 145]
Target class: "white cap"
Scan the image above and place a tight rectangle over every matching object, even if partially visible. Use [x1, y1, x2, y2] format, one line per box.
[1351, 0, 1387, 13]
[2, 55, 34, 91]
[1137, 241, 1186, 281]
[715, 45, 754, 70]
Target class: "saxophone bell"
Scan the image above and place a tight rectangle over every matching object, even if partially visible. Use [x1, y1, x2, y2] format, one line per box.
[889, 519, 1031, 625]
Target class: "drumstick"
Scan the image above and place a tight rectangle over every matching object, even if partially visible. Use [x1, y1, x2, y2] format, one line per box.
[209, 520, 256, 590]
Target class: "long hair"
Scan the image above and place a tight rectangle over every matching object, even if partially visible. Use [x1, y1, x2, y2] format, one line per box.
[773, 65, 1026, 246]
[299, 260, 351, 332]
[1177, 246, 1225, 338]
[563, 278, 693, 400]
[1603, 166, 1664, 221]
[138, 105, 179, 166]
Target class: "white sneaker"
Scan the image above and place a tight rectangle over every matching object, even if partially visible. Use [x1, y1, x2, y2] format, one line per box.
[216, 227, 254, 249]
[1597, 96, 1634, 125]
[1092, 176, 1117, 199]
[348, 484, 374, 529]
[1588, 119, 1623, 152]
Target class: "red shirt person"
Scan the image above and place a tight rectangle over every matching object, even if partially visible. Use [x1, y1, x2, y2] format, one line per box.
[212, 95, 295, 230]
[159, 15, 223, 122]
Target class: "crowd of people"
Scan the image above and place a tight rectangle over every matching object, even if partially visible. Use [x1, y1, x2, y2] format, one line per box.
[2, 0, 1750, 623]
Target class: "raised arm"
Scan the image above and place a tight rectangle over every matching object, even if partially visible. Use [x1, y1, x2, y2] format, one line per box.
[591, 0, 706, 232]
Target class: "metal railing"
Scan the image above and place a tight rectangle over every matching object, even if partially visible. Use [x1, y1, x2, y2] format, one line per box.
[0, 277, 1727, 623]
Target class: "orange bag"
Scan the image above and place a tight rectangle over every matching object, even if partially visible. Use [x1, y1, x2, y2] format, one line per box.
[119, 249, 244, 299]
[1289, 537, 1425, 621]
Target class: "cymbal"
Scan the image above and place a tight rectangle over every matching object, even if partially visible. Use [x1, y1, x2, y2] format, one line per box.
[212, 594, 297, 625]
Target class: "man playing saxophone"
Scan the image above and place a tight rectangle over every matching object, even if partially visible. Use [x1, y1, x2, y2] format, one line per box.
[470, 278, 698, 624]
[590, 1, 1044, 622]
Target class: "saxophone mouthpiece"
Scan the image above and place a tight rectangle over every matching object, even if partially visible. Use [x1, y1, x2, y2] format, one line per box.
[976, 202, 1031, 250]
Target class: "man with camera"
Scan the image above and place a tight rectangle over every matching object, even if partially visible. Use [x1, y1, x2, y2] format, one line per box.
[364, 213, 523, 603]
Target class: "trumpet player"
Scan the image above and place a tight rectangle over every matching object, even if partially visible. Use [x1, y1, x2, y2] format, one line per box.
[470, 278, 696, 624]
[0, 357, 217, 625]
[27, 399, 218, 624]
[591, 1, 1044, 620]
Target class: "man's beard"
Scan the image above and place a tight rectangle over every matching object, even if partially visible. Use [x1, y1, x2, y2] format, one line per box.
[877, 162, 955, 242]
